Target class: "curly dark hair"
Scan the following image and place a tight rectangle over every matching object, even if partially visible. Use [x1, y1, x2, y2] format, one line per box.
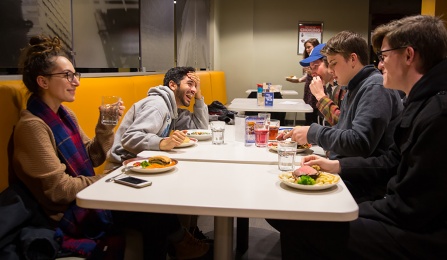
[18, 35, 66, 94]
[163, 66, 195, 87]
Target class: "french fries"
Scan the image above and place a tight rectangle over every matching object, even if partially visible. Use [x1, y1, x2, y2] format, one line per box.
[314, 172, 340, 185]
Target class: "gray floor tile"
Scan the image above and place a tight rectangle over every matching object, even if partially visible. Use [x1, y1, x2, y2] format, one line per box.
[198, 216, 281, 259]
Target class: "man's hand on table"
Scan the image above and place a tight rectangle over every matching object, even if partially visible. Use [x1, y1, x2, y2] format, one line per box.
[282, 126, 310, 144]
[160, 130, 187, 150]
[301, 155, 341, 174]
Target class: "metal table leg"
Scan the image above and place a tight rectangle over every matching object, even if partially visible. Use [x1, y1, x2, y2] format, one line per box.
[236, 217, 249, 253]
[214, 216, 234, 260]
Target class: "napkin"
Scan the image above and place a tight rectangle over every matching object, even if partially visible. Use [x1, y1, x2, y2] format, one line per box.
[235, 116, 246, 142]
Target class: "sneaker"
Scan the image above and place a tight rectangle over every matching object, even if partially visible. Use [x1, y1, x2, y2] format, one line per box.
[173, 231, 211, 260]
[189, 226, 214, 243]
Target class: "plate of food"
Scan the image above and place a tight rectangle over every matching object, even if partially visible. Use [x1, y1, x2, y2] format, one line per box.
[268, 142, 312, 153]
[175, 137, 198, 148]
[279, 127, 294, 131]
[285, 76, 299, 82]
[123, 156, 178, 173]
[186, 129, 212, 141]
[278, 165, 340, 190]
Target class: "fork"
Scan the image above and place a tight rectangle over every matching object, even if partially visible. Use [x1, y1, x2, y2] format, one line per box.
[105, 166, 132, 182]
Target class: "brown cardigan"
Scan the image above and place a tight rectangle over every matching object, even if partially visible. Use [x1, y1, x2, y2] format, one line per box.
[12, 107, 115, 225]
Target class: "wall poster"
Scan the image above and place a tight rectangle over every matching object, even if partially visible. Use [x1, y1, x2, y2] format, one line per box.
[297, 22, 323, 55]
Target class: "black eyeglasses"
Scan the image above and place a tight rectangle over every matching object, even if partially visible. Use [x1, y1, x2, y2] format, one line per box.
[43, 71, 81, 82]
[376, 46, 408, 62]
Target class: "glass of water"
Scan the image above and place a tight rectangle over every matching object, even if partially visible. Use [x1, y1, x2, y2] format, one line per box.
[210, 121, 225, 145]
[277, 141, 297, 171]
[101, 96, 121, 125]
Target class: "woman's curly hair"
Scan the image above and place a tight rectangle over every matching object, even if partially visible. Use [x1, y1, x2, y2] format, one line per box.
[18, 35, 65, 94]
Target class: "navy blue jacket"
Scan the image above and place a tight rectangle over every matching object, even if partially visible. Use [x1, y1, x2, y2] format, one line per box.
[308, 65, 403, 159]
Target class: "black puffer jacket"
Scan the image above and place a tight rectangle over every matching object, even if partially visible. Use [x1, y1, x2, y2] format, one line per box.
[342, 59, 447, 258]
[0, 183, 59, 260]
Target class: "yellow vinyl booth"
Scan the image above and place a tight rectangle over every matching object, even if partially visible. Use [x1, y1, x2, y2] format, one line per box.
[0, 71, 227, 192]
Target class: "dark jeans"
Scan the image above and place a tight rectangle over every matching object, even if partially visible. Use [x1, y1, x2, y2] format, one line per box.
[112, 211, 181, 259]
[266, 211, 447, 259]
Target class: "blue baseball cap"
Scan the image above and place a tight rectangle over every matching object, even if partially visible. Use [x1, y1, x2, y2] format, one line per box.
[299, 43, 326, 67]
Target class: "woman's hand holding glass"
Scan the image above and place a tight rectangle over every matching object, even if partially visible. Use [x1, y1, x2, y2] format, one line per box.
[99, 97, 125, 126]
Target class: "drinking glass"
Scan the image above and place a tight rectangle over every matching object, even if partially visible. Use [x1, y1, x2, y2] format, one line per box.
[268, 119, 280, 141]
[101, 96, 121, 125]
[258, 113, 271, 123]
[278, 141, 297, 171]
[254, 123, 269, 147]
[210, 121, 225, 145]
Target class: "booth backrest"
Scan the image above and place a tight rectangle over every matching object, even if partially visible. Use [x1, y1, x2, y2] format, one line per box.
[0, 71, 227, 192]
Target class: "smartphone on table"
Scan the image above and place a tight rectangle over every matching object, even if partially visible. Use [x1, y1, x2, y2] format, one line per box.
[114, 176, 152, 188]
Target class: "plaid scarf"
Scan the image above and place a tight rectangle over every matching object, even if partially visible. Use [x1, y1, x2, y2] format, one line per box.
[27, 95, 123, 258]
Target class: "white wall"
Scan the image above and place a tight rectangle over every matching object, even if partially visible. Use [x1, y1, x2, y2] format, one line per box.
[214, 0, 370, 120]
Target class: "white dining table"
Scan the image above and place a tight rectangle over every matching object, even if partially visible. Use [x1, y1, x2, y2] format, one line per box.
[245, 89, 299, 96]
[77, 161, 358, 260]
[227, 98, 313, 125]
[137, 125, 328, 256]
[77, 125, 357, 259]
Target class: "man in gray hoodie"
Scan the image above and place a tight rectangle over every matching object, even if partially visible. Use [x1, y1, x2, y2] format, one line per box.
[106, 67, 209, 169]
[105, 67, 210, 244]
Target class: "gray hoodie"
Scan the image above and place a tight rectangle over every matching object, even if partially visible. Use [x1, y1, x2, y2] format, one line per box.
[106, 86, 209, 168]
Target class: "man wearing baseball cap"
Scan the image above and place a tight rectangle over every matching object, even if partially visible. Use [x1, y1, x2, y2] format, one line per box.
[299, 43, 345, 126]
[299, 43, 326, 67]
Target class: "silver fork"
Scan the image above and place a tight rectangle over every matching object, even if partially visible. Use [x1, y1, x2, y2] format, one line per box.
[105, 166, 132, 182]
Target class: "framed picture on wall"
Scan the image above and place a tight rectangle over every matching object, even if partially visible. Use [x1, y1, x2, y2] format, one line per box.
[297, 22, 323, 55]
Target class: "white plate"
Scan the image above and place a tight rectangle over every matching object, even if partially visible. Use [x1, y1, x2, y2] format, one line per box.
[268, 142, 312, 153]
[123, 157, 178, 174]
[186, 129, 212, 141]
[175, 138, 198, 148]
[279, 127, 294, 131]
[278, 172, 339, 190]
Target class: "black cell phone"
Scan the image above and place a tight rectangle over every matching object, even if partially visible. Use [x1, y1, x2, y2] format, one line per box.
[114, 176, 152, 188]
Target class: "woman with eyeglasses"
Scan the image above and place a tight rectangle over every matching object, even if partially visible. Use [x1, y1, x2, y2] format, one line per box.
[11, 35, 211, 259]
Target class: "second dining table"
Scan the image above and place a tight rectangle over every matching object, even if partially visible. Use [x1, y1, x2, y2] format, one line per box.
[227, 98, 313, 125]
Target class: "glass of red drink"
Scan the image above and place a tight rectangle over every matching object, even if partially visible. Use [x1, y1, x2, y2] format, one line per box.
[254, 123, 269, 147]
